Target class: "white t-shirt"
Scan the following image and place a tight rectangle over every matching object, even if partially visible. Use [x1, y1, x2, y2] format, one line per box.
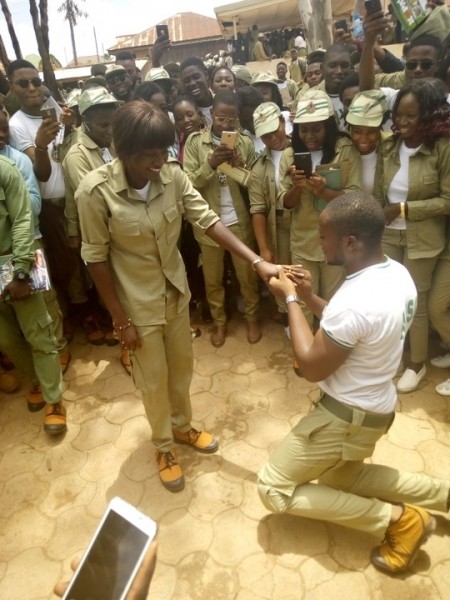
[386, 141, 421, 230]
[295, 35, 306, 49]
[361, 150, 377, 195]
[329, 93, 345, 130]
[268, 148, 283, 196]
[319, 257, 417, 413]
[9, 109, 65, 199]
[243, 129, 266, 157]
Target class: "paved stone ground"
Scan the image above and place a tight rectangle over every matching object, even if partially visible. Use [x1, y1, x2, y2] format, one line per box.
[0, 309, 449, 600]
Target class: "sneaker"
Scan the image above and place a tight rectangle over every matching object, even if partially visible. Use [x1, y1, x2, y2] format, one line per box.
[397, 365, 426, 393]
[430, 353, 450, 369]
[371, 504, 435, 573]
[27, 384, 46, 412]
[43, 401, 67, 435]
[173, 427, 219, 453]
[155, 449, 185, 492]
[435, 378, 450, 397]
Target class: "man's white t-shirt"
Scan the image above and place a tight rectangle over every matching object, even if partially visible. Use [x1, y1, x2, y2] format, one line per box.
[319, 258, 417, 414]
[9, 109, 65, 199]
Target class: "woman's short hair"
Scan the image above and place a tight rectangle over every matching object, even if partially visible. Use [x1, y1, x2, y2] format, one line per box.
[112, 100, 175, 158]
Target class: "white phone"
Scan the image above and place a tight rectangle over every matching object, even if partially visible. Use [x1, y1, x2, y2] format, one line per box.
[62, 497, 157, 600]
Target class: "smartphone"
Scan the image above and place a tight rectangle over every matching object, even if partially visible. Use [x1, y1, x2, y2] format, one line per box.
[40, 107, 57, 121]
[156, 24, 169, 40]
[221, 130, 237, 150]
[294, 152, 312, 178]
[335, 19, 348, 33]
[62, 497, 157, 600]
[365, 0, 382, 14]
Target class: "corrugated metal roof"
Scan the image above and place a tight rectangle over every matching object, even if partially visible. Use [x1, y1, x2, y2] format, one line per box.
[109, 12, 222, 51]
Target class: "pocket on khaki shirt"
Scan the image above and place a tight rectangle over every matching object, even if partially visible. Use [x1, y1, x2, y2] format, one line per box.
[108, 219, 141, 236]
[163, 203, 182, 244]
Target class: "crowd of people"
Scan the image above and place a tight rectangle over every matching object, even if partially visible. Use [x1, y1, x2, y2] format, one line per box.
[1, 1, 450, 586]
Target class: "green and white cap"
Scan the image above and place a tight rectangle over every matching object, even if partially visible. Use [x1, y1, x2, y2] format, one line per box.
[251, 72, 278, 88]
[294, 90, 334, 123]
[66, 88, 82, 108]
[144, 67, 174, 82]
[253, 102, 282, 138]
[346, 90, 388, 128]
[231, 65, 252, 84]
[78, 87, 120, 115]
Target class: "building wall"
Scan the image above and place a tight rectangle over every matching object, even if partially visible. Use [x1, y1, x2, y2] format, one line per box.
[111, 38, 227, 62]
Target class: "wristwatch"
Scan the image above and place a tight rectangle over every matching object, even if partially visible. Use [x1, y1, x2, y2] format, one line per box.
[285, 294, 299, 306]
[13, 269, 30, 282]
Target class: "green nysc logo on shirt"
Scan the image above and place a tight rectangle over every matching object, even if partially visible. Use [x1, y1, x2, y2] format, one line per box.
[401, 298, 416, 341]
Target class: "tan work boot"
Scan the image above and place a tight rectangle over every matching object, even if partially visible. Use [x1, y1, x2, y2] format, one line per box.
[156, 449, 185, 492]
[247, 321, 262, 344]
[371, 504, 436, 573]
[173, 427, 219, 453]
[43, 401, 67, 435]
[211, 325, 227, 347]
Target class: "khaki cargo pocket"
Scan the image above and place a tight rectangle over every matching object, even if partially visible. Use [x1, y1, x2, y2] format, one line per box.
[163, 203, 182, 244]
[108, 219, 141, 236]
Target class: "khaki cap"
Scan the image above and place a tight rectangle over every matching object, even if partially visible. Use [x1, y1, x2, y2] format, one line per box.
[251, 72, 278, 88]
[253, 102, 282, 137]
[66, 88, 82, 108]
[144, 67, 174, 82]
[105, 64, 126, 78]
[294, 90, 334, 123]
[346, 90, 388, 128]
[231, 65, 252, 84]
[410, 6, 450, 43]
[78, 87, 119, 115]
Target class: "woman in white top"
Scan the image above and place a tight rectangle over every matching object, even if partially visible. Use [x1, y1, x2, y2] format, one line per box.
[373, 79, 450, 393]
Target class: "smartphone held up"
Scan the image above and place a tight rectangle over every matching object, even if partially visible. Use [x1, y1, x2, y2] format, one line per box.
[61, 497, 157, 600]
[294, 152, 313, 178]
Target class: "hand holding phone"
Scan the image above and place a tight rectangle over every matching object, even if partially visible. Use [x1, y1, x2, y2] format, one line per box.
[294, 152, 313, 178]
[40, 107, 57, 121]
[61, 497, 157, 600]
[335, 19, 348, 33]
[156, 24, 169, 41]
[365, 0, 382, 15]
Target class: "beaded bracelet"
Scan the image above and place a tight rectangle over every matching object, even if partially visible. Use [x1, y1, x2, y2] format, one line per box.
[251, 257, 265, 271]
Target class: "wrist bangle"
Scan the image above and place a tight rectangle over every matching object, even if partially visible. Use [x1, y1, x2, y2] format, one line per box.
[251, 257, 265, 270]
[285, 294, 299, 306]
[400, 202, 406, 219]
[35, 144, 48, 152]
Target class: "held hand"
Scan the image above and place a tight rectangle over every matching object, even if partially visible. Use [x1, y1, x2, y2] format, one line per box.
[333, 28, 354, 46]
[229, 151, 245, 168]
[35, 117, 59, 148]
[0, 279, 32, 302]
[268, 266, 296, 298]
[208, 144, 236, 169]
[254, 259, 280, 283]
[259, 247, 275, 263]
[384, 203, 401, 225]
[151, 36, 171, 65]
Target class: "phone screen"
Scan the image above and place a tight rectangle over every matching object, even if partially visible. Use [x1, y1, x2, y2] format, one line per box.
[294, 152, 313, 178]
[63, 510, 151, 600]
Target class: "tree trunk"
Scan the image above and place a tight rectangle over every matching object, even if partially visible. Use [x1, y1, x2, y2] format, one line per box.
[0, 33, 11, 73]
[39, 0, 50, 52]
[29, 0, 60, 99]
[0, 0, 23, 59]
[69, 17, 78, 66]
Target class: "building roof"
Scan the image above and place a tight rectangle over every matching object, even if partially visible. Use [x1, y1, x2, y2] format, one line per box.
[108, 12, 223, 53]
[65, 55, 108, 68]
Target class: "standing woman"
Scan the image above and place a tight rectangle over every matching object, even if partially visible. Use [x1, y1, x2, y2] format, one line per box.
[373, 79, 450, 393]
[249, 102, 292, 323]
[210, 67, 236, 94]
[279, 89, 362, 327]
[76, 101, 277, 492]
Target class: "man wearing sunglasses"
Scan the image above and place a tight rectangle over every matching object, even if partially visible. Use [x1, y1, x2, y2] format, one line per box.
[105, 64, 133, 103]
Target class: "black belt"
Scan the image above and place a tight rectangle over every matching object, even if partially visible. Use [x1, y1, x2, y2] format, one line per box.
[319, 393, 394, 429]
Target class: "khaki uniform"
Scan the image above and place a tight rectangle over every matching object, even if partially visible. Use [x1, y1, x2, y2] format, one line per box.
[249, 148, 291, 312]
[63, 128, 115, 237]
[0, 156, 62, 405]
[77, 158, 219, 450]
[373, 134, 450, 363]
[429, 220, 450, 345]
[278, 138, 362, 325]
[288, 59, 306, 86]
[184, 130, 260, 326]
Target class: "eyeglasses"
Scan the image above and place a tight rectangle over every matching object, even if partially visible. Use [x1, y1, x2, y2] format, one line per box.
[214, 115, 238, 125]
[405, 60, 437, 71]
[13, 77, 42, 89]
[106, 72, 127, 85]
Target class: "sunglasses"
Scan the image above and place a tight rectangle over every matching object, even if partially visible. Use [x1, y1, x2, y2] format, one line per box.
[405, 60, 436, 71]
[107, 72, 127, 85]
[13, 77, 42, 89]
